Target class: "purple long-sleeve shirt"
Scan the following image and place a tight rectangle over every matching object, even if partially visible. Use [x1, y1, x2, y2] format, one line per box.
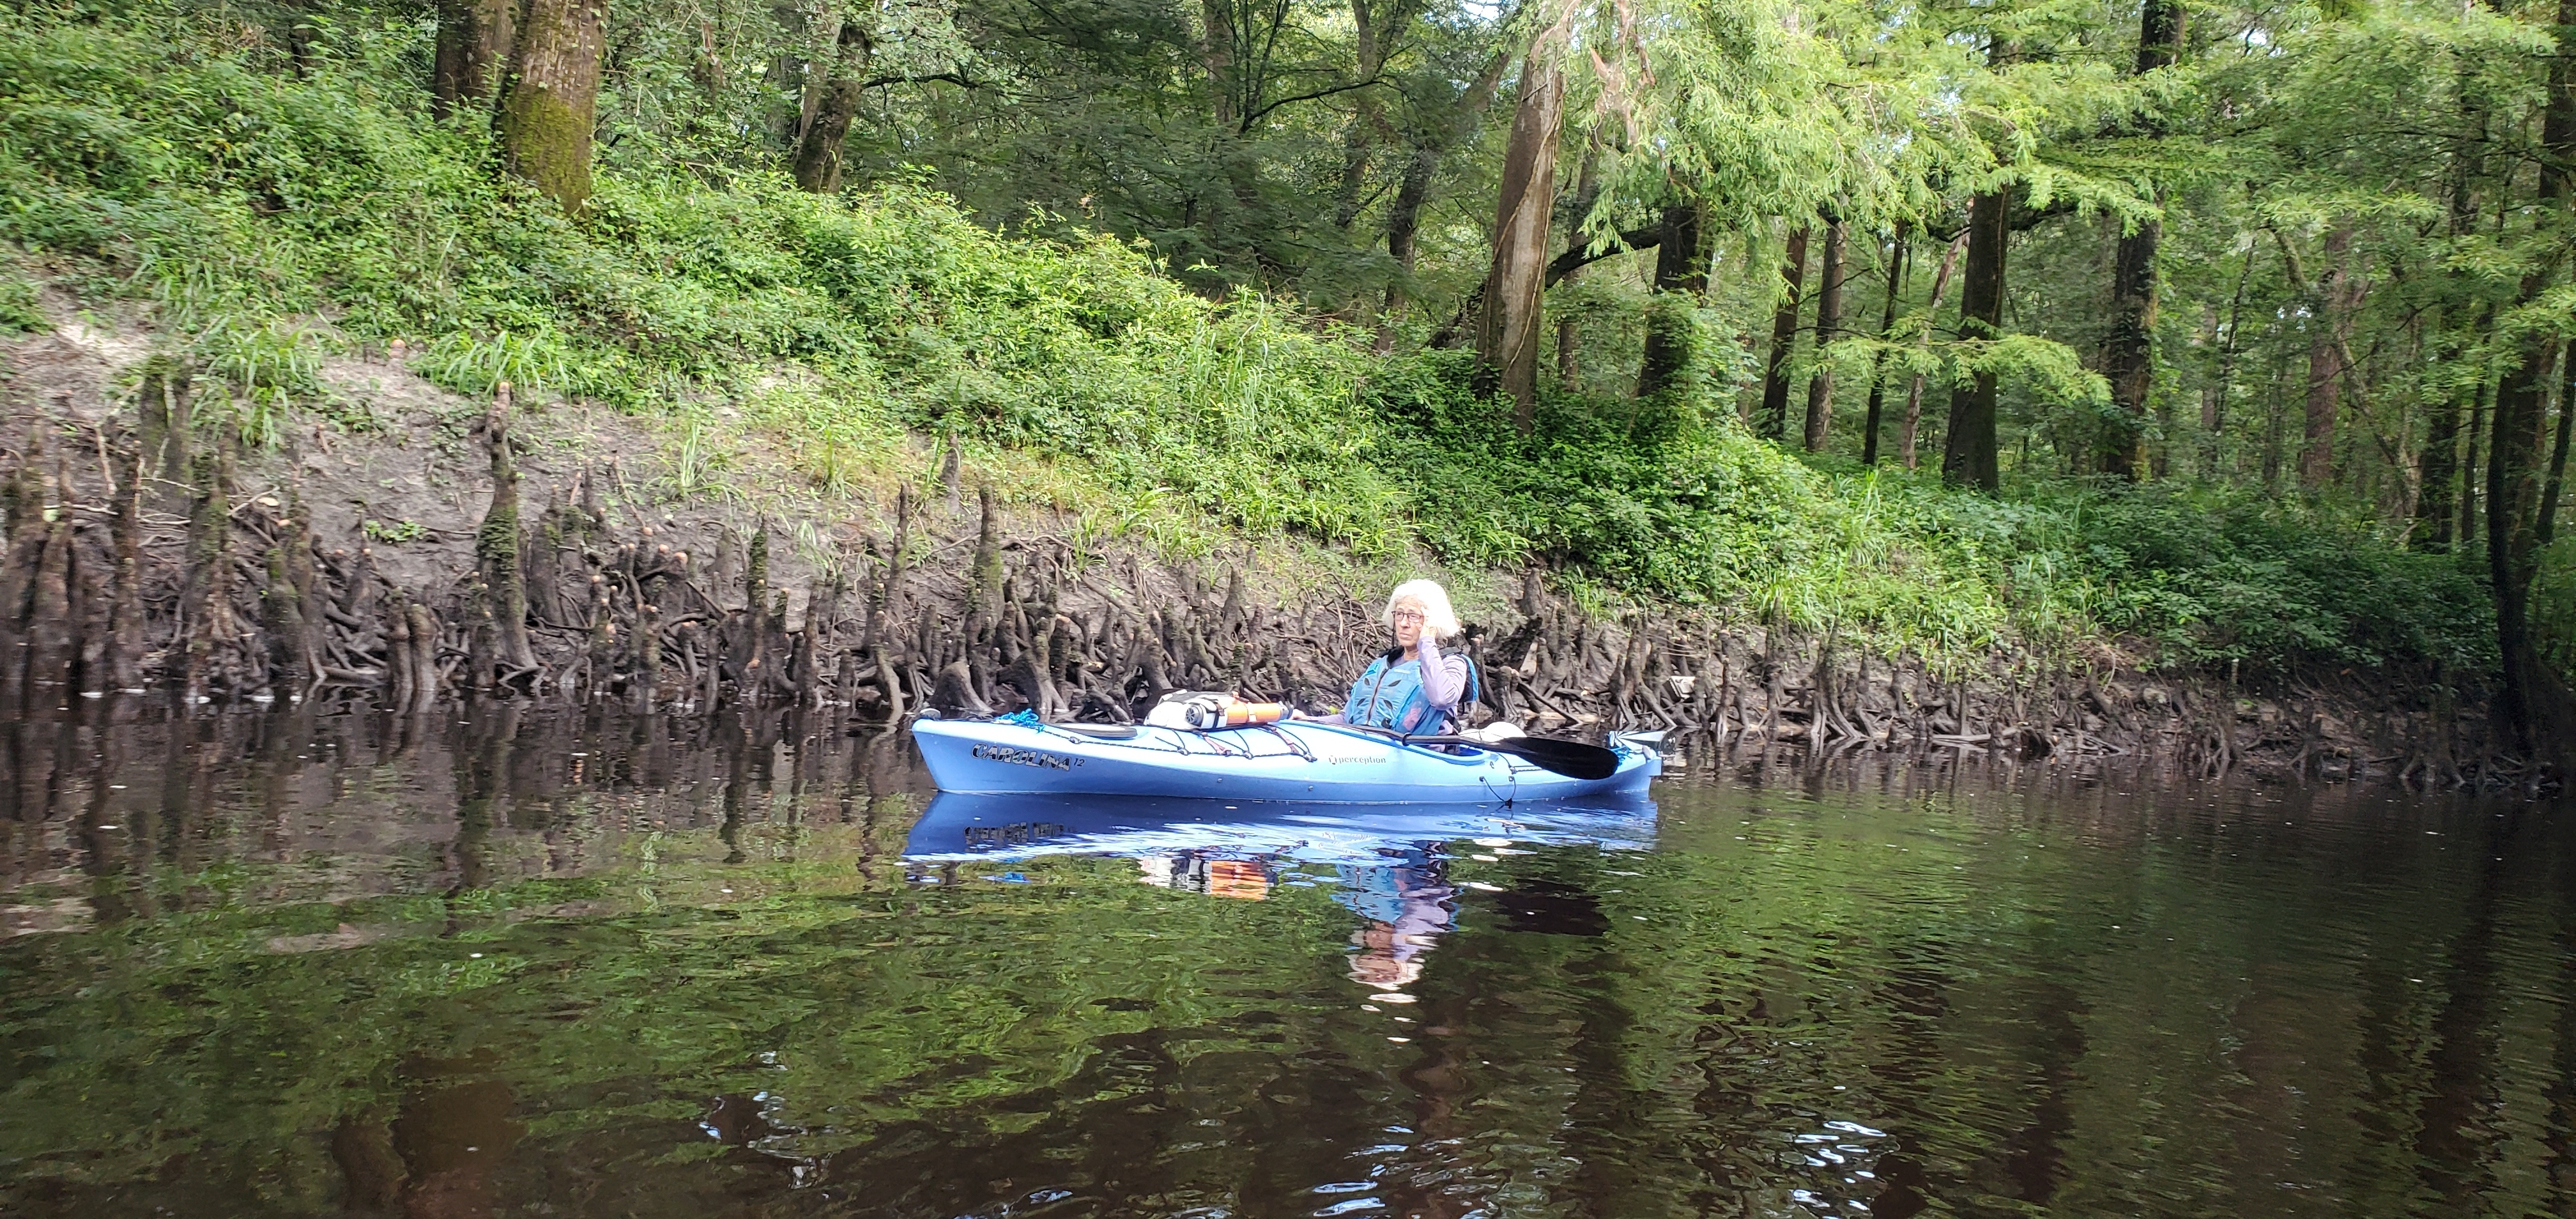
[1411, 636, 1471, 714]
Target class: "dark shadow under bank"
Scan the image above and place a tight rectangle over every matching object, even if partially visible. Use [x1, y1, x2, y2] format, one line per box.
[1, 699, 2573, 1219]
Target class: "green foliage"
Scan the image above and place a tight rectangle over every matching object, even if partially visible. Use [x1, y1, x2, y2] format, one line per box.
[193, 316, 325, 448]
[0, 268, 44, 333]
[2537, 535, 2576, 678]
[360, 517, 427, 544]
[2053, 485, 2496, 671]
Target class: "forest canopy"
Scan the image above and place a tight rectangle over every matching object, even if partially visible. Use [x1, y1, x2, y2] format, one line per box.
[0, 0, 2568, 747]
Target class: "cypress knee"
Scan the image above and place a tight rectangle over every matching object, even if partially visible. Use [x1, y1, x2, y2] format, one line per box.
[180, 434, 237, 703]
[107, 447, 145, 692]
[406, 603, 443, 712]
[473, 385, 539, 684]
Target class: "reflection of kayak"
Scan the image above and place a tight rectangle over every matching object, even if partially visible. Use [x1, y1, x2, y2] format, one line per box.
[909, 714, 1660, 802]
[902, 788, 1659, 861]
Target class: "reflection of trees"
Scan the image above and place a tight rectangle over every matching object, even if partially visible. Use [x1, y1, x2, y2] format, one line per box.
[17, 723, 2576, 1219]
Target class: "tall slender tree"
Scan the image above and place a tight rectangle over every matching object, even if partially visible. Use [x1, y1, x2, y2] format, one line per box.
[1942, 187, 2010, 491]
[1758, 227, 1811, 441]
[1862, 223, 1908, 465]
[1476, 23, 1569, 427]
[2301, 226, 2357, 489]
[1804, 216, 1848, 450]
[2096, 0, 2186, 479]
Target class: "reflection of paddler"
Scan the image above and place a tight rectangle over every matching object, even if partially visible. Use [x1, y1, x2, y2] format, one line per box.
[1335, 847, 1453, 989]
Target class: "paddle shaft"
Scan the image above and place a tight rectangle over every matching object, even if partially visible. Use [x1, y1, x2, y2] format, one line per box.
[1344, 726, 1623, 781]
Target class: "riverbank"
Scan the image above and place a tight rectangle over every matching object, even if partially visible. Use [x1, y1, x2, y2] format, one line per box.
[0, 312, 2536, 790]
[0, 0, 2541, 782]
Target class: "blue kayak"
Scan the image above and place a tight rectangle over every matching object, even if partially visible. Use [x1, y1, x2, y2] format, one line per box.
[911, 714, 1659, 802]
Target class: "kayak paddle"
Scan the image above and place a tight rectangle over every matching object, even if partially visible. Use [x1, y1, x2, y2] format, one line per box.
[1397, 732, 1625, 780]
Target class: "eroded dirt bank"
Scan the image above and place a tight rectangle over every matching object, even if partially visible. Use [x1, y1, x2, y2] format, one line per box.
[0, 319, 2533, 792]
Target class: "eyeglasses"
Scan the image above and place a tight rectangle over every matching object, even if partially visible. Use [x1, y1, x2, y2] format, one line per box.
[1390, 608, 1425, 624]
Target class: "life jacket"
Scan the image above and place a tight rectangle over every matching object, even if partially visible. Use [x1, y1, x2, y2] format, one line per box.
[1344, 648, 1480, 735]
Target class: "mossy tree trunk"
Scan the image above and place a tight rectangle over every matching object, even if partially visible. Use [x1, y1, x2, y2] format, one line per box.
[498, 0, 606, 214]
[792, 18, 873, 193]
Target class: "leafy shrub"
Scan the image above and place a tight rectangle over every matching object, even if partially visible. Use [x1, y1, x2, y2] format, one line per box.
[0, 270, 43, 333]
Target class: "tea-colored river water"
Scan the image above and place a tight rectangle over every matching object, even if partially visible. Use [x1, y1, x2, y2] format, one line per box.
[1, 706, 2570, 1218]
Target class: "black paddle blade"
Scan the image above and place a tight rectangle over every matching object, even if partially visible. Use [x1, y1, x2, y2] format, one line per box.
[1466, 734, 1621, 780]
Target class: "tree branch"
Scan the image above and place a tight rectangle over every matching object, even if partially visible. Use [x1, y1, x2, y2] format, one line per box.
[1544, 225, 1662, 288]
[859, 70, 984, 90]
[1241, 76, 1388, 130]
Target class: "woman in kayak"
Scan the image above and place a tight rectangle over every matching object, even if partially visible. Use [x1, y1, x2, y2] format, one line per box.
[1306, 579, 1476, 733]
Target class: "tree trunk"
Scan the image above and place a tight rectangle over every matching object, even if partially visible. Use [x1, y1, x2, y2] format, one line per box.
[2099, 207, 2160, 479]
[2488, 325, 2573, 762]
[1378, 47, 1506, 353]
[1330, 0, 1391, 232]
[1862, 223, 1908, 465]
[792, 22, 874, 194]
[2486, 0, 2575, 763]
[435, 0, 523, 119]
[2096, 0, 2185, 479]
[1476, 42, 1567, 429]
[1758, 227, 1811, 442]
[2541, 348, 2571, 543]
[2419, 388, 2464, 549]
[497, 0, 607, 214]
[2205, 249, 2254, 477]
[1803, 217, 1847, 451]
[1636, 202, 1706, 397]
[1942, 188, 2009, 491]
[1200, 0, 1239, 130]
[2462, 366, 2494, 550]
[1378, 143, 1439, 353]
[1901, 227, 1969, 470]
[2301, 226, 2356, 489]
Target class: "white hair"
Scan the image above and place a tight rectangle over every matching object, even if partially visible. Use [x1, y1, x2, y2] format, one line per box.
[1383, 579, 1462, 640]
